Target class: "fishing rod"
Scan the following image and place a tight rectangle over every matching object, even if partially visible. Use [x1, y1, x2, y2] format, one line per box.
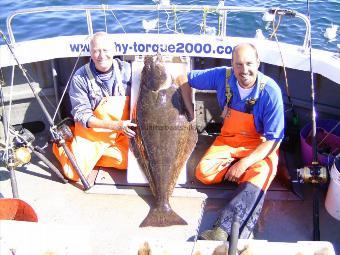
[4, 123, 69, 184]
[296, 0, 328, 241]
[0, 79, 19, 198]
[0, 79, 41, 223]
[0, 68, 67, 185]
[228, 216, 240, 255]
[0, 30, 91, 190]
[190, 199, 206, 255]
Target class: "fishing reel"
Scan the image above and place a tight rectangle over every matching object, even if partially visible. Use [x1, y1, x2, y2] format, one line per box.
[12, 147, 32, 167]
[51, 118, 74, 143]
[12, 127, 35, 147]
[10, 128, 35, 167]
[297, 164, 328, 184]
[57, 123, 73, 142]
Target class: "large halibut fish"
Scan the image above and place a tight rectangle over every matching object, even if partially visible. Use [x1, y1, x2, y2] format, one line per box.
[131, 55, 198, 227]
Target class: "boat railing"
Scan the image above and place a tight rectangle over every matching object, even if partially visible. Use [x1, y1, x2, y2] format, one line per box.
[6, 4, 311, 51]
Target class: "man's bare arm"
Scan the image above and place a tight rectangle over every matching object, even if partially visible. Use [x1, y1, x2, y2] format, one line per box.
[176, 74, 195, 121]
[87, 116, 137, 138]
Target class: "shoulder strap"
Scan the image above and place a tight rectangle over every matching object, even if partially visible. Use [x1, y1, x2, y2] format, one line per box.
[225, 68, 267, 112]
[259, 78, 266, 91]
[225, 68, 232, 107]
[245, 76, 267, 113]
[84, 63, 110, 97]
[85, 61, 126, 97]
[112, 59, 125, 96]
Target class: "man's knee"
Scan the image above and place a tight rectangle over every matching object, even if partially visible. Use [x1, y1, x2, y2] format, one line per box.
[195, 170, 212, 184]
[195, 163, 223, 185]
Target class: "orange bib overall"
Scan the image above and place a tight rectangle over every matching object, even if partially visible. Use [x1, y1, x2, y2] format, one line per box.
[196, 108, 278, 191]
[53, 96, 130, 181]
[196, 108, 279, 238]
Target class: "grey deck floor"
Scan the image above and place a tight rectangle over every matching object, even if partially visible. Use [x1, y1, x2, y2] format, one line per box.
[0, 134, 339, 254]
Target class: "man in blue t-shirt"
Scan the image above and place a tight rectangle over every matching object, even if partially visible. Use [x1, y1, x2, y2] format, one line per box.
[177, 43, 284, 240]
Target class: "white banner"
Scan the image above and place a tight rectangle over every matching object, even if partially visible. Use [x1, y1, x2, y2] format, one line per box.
[0, 33, 339, 84]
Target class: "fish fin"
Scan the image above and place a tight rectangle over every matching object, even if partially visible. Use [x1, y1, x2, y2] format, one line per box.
[139, 207, 187, 227]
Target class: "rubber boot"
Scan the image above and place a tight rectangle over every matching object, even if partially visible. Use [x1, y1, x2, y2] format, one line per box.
[199, 226, 229, 241]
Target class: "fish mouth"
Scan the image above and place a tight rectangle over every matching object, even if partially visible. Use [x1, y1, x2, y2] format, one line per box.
[142, 55, 169, 91]
[144, 54, 163, 66]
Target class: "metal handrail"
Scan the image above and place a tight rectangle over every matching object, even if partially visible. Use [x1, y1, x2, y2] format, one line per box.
[6, 4, 311, 50]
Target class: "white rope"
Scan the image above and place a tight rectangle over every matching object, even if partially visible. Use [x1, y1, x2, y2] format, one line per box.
[157, 4, 161, 35]
[164, 7, 183, 34]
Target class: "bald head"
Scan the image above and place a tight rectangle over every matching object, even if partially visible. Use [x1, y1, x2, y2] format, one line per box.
[90, 32, 113, 52]
[231, 43, 260, 89]
[232, 43, 259, 61]
[89, 32, 114, 72]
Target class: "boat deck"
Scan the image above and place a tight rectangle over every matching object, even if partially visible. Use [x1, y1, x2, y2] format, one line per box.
[0, 132, 339, 255]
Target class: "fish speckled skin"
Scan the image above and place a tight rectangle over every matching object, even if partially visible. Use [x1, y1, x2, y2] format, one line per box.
[131, 55, 198, 227]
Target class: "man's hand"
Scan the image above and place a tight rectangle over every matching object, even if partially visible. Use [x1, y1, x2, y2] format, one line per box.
[115, 120, 137, 138]
[87, 116, 137, 138]
[176, 75, 195, 121]
[223, 140, 280, 182]
[224, 158, 249, 182]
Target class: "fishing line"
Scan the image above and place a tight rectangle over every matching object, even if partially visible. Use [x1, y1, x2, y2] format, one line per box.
[0, 69, 12, 162]
[0, 66, 9, 145]
[0, 31, 90, 190]
[6, 64, 15, 158]
[0, 31, 56, 128]
[0, 54, 20, 197]
[109, 10, 127, 33]
[101, 1, 108, 33]
[306, 0, 323, 242]
[317, 121, 340, 148]
[52, 35, 91, 122]
[270, 9, 298, 125]
[15, 59, 57, 110]
[306, 0, 318, 166]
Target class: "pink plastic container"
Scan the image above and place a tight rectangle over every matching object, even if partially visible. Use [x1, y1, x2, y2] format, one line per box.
[300, 119, 340, 167]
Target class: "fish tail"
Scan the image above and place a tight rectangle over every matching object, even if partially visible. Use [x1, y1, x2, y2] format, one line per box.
[139, 206, 187, 227]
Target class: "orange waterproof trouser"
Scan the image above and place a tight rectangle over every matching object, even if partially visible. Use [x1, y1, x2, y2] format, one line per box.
[53, 96, 130, 181]
[195, 108, 278, 191]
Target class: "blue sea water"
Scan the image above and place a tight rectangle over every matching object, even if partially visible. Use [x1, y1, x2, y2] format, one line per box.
[0, 0, 339, 52]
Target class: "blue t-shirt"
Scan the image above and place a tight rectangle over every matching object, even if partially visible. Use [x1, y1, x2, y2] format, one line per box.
[188, 67, 284, 141]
